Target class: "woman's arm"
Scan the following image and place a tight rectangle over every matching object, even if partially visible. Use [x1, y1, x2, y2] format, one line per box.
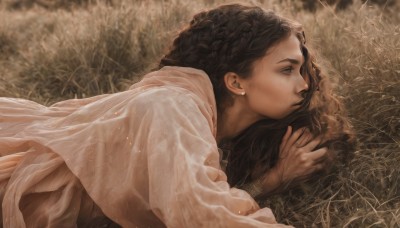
[243, 126, 328, 199]
[144, 89, 292, 227]
[241, 169, 281, 199]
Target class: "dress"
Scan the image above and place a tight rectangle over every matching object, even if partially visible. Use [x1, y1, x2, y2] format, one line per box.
[0, 66, 291, 227]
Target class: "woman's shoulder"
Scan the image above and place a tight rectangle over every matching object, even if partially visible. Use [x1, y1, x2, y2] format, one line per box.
[130, 67, 215, 103]
[133, 86, 193, 106]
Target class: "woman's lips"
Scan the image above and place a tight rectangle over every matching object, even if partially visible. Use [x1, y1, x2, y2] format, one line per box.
[293, 100, 304, 106]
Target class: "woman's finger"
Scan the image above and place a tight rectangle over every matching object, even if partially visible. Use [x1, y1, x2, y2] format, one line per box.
[284, 127, 306, 152]
[307, 147, 328, 162]
[304, 136, 322, 152]
[279, 125, 292, 154]
[299, 162, 325, 180]
[310, 163, 324, 174]
[295, 128, 311, 148]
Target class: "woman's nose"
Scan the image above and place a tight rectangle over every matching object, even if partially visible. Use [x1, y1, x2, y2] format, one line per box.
[296, 75, 309, 95]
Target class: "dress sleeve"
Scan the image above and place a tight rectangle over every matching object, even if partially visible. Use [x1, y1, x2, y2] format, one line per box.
[143, 89, 292, 227]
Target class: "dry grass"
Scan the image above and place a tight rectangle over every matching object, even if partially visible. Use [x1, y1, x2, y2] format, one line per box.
[0, 0, 399, 226]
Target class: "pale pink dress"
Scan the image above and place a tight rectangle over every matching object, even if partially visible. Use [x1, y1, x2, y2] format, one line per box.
[0, 66, 291, 227]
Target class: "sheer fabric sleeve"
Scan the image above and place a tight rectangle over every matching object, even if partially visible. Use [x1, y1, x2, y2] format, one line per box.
[143, 89, 291, 227]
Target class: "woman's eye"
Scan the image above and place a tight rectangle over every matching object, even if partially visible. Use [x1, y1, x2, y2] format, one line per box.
[282, 66, 294, 74]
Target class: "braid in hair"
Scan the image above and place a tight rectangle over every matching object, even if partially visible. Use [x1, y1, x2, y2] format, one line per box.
[159, 4, 355, 191]
[160, 4, 292, 112]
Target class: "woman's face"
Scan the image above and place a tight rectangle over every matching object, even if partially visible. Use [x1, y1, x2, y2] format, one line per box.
[241, 34, 309, 120]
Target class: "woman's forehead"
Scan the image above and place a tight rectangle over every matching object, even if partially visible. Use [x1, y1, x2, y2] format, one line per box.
[260, 35, 304, 64]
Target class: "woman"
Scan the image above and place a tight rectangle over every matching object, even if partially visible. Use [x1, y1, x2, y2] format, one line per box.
[0, 3, 352, 227]
[158, 4, 354, 199]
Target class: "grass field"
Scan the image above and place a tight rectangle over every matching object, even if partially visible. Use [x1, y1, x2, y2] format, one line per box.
[0, 0, 399, 226]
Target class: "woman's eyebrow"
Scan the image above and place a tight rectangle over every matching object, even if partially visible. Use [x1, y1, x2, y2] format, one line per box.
[276, 58, 304, 65]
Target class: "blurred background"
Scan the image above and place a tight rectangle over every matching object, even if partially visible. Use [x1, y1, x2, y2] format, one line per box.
[0, 0, 399, 227]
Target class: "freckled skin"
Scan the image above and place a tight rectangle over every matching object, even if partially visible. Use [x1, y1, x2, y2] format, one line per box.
[241, 34, 309, 120]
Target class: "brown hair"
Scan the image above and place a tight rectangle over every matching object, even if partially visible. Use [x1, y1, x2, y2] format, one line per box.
[159, 4, 305, 112]
[225, 66, 355, 189]
[225, 30, 355, 189]
[159, 4, 355, 190]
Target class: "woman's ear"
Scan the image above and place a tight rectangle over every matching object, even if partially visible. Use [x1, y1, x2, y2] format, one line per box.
[224, 72, 246, 96]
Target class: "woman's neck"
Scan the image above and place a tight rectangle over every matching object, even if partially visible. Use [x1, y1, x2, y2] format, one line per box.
[216, 102, 263, 145]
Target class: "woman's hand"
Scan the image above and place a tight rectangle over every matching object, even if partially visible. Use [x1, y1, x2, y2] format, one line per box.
[260, 126, 328, 195]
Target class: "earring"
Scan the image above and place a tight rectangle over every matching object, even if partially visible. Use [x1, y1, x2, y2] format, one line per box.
[240, 92, 246, 96]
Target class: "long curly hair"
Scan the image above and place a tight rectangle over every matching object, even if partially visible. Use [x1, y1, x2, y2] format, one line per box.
[159, 4, 300, 112]
[225, 67, 355, 189]
[159, 4, 355, 190]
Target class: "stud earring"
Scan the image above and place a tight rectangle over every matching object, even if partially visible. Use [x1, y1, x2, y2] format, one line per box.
[240, 92, 246, 96]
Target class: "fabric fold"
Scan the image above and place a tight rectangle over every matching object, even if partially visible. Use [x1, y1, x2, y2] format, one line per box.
[0, 66, 291, 227]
